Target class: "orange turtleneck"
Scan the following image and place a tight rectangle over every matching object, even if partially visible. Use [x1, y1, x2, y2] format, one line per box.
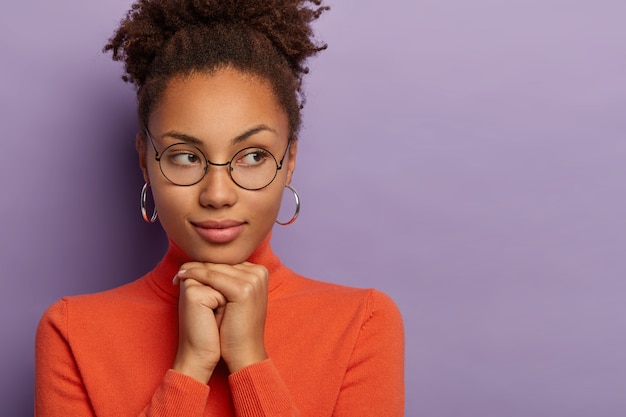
[35, 237, 404, 416]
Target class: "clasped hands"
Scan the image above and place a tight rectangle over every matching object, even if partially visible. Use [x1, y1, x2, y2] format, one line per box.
[172, 261, 269, 383]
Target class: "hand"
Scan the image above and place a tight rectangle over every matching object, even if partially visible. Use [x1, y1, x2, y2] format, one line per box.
[175, 262, 269, 376]
[172, 276, 226, 383]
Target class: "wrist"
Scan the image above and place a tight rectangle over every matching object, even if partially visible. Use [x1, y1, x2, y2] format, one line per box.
[225, 350, 268, 374]
[173, 355, 217, 384]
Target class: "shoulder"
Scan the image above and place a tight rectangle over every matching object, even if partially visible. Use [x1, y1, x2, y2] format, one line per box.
[70, 278, 145, 308]
[276, 271, 403, 331]
[37, 277, 155, 334]
[36, 276, 176, 361]
[270, 273, 404, 375]
[285, 271, 400, 306]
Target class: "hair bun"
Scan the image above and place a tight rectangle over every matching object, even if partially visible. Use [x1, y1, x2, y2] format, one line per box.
[105, 0, 329, 88]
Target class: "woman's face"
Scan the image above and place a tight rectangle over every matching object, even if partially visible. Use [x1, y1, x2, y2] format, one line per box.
[141, 67, 297, 264]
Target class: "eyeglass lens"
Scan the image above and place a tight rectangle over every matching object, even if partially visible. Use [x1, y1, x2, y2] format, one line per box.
[158, 143, 279, 190]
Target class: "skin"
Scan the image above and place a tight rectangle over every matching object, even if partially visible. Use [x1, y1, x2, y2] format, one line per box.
[137, 67, 298, 383]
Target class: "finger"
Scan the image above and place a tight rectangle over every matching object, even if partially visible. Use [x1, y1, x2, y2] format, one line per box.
[231, 262, 266, 274]
[172, 270, 186, 285]
[179, 261, 214, 272]
[214, 305, 225, 328]
[176, 264, 240, 287]
[180, 278, 227, 310]
[179, 262, 264, 277]
[178, 265, 268, 302]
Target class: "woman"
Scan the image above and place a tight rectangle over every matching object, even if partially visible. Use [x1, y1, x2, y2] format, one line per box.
[35, 0, 404, 415]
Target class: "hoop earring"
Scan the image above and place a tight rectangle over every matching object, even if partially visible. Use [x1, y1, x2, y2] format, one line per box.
[276, 185, 300, 226]
[141, 183, 158, 223]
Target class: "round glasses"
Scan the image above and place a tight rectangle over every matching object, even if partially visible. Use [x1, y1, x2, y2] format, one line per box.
[146, 130, 291, 190]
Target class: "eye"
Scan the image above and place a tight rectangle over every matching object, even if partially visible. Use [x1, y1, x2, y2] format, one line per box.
[172, 152, 199, 165]
[236, 149, 271, 167]
[164, 146, 203, 167]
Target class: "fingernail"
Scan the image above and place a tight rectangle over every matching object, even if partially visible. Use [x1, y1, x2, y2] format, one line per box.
[172, 269, 187, 285]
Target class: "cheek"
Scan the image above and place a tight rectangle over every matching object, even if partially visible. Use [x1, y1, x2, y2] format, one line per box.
[261, 172, 291, 216]
[247, 188, 283, 220]
[147, 161, 190, 215]
[151, 186, 193, 226]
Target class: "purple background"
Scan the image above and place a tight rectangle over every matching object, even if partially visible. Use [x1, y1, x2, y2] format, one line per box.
[1, 1, 625, 415]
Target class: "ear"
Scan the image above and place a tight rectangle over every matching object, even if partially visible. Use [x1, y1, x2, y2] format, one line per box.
[136, 132, 150, 184]
[285, 139, 298, 185]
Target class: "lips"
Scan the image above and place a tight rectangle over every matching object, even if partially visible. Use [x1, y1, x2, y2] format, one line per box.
[191, 219, 246, 243]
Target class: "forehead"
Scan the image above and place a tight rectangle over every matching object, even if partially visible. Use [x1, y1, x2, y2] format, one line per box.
[148, 68, 289, 145]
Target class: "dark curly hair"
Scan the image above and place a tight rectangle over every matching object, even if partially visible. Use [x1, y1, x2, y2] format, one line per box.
[104, 0, 329, 138]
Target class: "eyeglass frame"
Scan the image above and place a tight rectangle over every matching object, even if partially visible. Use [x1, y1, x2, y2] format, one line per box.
[144, 128, 293, 190]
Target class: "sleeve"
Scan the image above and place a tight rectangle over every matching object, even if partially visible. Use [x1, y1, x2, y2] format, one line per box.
[229, 359, 299, 417]
[137, 370, 210, 416]
[332, 290, 405, 417]
[35, 299, 96, 417]
[35, 299, 210, 417]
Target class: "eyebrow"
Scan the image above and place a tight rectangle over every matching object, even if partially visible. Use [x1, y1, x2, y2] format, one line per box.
[161, 124, 278, 146]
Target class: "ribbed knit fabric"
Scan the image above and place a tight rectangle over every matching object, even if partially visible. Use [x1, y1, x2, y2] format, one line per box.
[35, 236, 404, 416]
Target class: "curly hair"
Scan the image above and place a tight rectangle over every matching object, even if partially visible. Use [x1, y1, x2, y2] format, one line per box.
[104, 0, 329, 137]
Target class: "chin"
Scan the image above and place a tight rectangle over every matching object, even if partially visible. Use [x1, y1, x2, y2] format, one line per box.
[183, 242, 255, 265]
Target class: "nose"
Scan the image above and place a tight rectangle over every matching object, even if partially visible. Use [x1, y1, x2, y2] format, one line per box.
[198, 163, 238, 209]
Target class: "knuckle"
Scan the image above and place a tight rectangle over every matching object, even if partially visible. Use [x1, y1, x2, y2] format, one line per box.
[251, 265, 269, 282]
[184, 288, 204, 304]
[239, 282, 255, 297]
[183, 284, 224, 309]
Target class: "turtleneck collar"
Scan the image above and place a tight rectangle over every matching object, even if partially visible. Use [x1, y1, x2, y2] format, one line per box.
[146, 233, 285, 303]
